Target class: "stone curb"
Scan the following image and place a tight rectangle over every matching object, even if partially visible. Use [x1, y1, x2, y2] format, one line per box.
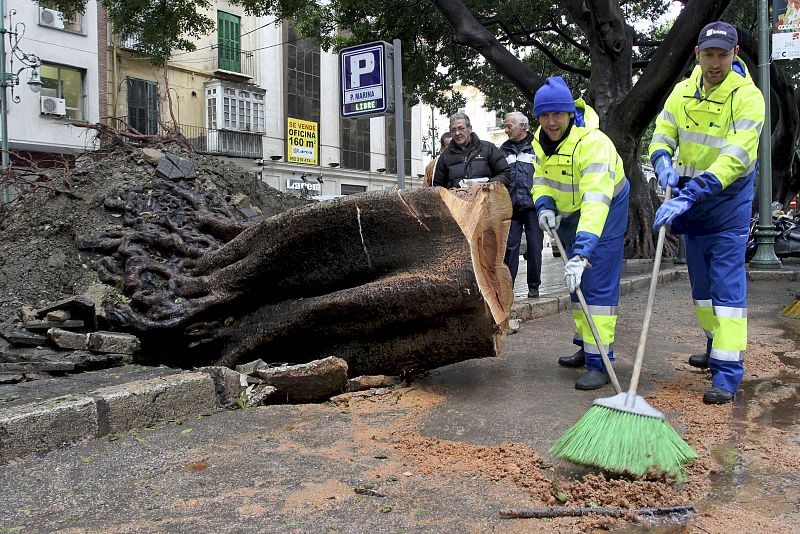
[0, 371, 217, 465]
[511, 265, 800, 322]
[510, 266, 686, 322]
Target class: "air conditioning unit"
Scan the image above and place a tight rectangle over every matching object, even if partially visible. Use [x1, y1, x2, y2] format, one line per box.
[41, 96, 67, 116]
[39, 8, 59, 27]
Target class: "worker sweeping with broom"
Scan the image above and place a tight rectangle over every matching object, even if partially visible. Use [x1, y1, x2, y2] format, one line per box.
[650, 21, 765, 404]
[531, 76, 630, 391]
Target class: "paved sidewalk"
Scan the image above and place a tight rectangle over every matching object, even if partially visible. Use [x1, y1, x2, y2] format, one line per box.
[1, 254, 798, 465]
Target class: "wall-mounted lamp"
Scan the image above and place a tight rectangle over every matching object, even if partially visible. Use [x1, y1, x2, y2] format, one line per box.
[376, 168, 386, 173]
[300, 173, 309, 183]
[317, 175, 324, 184]
[328, 162, 340, 168]
[270, 155, 283, 161]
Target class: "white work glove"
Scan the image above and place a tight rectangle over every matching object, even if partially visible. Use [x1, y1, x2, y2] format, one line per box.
[537, 209, 562, 232]
[564, 255, 589, 293]
[458, 177, 490, 188]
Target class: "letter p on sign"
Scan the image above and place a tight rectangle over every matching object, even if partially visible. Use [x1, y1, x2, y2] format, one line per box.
[349, 53, 375, 88]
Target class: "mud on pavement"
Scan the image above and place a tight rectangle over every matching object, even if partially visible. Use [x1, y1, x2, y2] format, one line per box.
[0, 277, 798, 533]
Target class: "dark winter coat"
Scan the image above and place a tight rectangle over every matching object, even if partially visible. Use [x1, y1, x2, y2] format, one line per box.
[500, 132, 535, 211]
[432, 132, 511, 189]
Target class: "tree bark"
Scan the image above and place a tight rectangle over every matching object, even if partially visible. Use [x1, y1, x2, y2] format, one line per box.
[82, 185, 513, 376]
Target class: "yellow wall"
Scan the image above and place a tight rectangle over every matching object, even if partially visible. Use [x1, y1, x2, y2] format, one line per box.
[109, 52, 211, 129]
[106, 1, 260, 130]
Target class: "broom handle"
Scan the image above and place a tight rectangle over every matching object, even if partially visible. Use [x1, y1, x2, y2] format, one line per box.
[549, 229, 622, 394]
[626, 186, 672, 403]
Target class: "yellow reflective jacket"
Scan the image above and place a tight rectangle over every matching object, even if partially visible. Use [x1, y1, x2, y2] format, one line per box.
[648, 59, 765, 234]
[531, 99, 628, 259]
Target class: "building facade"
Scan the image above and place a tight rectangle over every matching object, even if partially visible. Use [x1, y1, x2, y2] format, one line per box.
[5, 0, 101, 156]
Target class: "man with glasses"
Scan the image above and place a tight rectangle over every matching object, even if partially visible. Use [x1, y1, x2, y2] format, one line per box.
[650, 21, 765, 404]
[432, 112, 511, 189]
[500, 111, 543, 299]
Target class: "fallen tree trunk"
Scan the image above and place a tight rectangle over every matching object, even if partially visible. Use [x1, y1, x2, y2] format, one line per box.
[81, 184, 513, 376]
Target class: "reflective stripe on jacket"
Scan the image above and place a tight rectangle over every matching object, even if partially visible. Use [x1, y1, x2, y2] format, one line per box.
[648, 59, 765, 235]
[500, 132, 535, 211]
[531, 99, 628, 260]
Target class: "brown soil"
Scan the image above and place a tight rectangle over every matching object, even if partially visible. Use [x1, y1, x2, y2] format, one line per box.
[0, 144, 306, 322]
[320, 311, 800, 532]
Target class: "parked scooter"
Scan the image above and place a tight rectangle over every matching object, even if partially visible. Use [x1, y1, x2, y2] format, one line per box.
[745, 202, 800, 261]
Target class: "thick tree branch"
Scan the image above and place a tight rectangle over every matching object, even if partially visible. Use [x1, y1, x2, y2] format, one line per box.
[431, 0, 544, 101]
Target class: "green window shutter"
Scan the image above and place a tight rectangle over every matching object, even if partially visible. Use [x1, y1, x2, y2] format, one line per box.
[217, 11, 241, 72]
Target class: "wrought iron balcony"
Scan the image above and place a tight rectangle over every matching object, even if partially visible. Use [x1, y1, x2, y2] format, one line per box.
[110, 117, 263, 159]
[213, 46, 255, 79]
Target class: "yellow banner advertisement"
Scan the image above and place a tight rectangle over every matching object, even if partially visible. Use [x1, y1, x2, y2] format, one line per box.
[287, 118, 318, 165]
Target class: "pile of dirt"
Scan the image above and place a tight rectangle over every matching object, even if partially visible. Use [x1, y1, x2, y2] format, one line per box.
[0, 144, 307, 322]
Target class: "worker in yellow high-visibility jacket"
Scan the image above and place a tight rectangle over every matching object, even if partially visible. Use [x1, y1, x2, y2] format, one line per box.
[650, 21, 765, 404]
[532, 76, 630, 391]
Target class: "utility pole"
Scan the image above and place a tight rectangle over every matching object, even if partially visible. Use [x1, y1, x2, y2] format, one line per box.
[749, 0, 781, 269]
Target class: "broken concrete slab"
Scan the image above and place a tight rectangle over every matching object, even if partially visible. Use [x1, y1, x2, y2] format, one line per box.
[254, 356, 348, 403]
[235, 359, 267, 376]
[46, 310, 71, 322]
[347, 375, 403, 392]
[0, 395, 98, 464]
[5, 330, 48, 347]
[140, 148, 165, 165]
[90, 372, 217, 435]
[24, 319, 85, 332]
[155, 153, 197, 180]
[34, 295, 98, 331]
[87, 331, 140, 355]
[48, 328, 89, 350]
[199, 366, 249, 407]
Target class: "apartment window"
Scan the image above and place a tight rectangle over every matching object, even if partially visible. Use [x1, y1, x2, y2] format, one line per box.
[218, 11, 241, 73]
[341, 184, 367, 195]
[40, 64, 84, 120]
[206, 88, 217, 129]
[38, 1, 83, 33]
[386, 103, 412, 176]
[206, 82, 265, 133]
[126, 78, 159, 135]
[340, 118, 370, 171]
[286, 25, 320, 124]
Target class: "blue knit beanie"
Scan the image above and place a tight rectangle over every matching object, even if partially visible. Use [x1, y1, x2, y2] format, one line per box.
[533, 76, 576, 118]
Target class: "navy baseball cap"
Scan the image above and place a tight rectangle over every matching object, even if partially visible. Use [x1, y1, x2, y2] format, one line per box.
[698, 21, 738, 51]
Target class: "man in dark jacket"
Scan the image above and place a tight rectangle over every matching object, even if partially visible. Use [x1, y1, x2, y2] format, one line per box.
[432, 112, 512, 189]
[500, 111, 543, 298]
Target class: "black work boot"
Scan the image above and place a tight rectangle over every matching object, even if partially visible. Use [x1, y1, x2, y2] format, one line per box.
[558, 348, 585, 368]
[688, 353, 710, 369]
[703, 386, 735, 404]
[575, 370, 609, 390]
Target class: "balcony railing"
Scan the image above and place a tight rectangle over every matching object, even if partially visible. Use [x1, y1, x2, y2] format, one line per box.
[213, 46, 255, 78]
[110, 118, 263, 159]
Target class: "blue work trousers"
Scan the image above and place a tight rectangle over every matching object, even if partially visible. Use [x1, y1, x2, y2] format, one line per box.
[685, 228, 748, 393]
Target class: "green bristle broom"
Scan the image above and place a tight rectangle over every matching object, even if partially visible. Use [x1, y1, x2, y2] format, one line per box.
[549, 187, 698, 477]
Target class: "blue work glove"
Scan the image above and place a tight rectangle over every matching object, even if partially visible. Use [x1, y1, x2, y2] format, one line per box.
[653, 194, 695, 230]
[538, 209, 562, 232]
[656, 166, 678, 191]
[564, 255, 589, 293]
[652, 152, 678, 191]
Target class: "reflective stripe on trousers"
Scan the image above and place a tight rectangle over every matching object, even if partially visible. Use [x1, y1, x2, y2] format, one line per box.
[564, 234, 625, 371]
[686, 230, 748, 392]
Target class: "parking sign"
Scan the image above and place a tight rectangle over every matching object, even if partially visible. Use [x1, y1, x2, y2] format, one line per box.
[340, 41, 394, 118]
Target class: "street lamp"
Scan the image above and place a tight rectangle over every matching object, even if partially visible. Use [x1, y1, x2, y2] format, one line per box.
[1, 1, 43, 203]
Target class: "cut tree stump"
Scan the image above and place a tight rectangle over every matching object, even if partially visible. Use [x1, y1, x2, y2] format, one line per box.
[81, 184, 513, 376]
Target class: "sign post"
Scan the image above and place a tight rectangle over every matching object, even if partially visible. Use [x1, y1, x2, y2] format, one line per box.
[339, 40, 405, 189]
[339, 41, 394, 119]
